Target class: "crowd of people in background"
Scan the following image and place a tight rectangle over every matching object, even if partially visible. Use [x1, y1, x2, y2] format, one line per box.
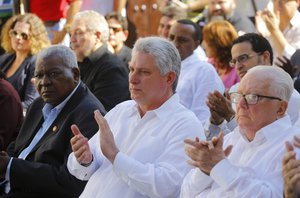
[0, 0, 300, 197]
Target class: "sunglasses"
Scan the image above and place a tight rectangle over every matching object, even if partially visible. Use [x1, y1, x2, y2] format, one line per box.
[9, 29, 30, 41]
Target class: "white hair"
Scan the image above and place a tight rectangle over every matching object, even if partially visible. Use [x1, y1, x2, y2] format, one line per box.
[36, 45, 78, 69]
[74, 10, 109, 42]
[246, 65, 294, 101]
[132, 36, 181, 91]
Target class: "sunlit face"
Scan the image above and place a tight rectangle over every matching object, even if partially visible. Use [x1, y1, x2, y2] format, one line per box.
[208, 0, 235, 20]
[157, 16, 176, 38]
[231, 42, 266, 79]
[34, 55, 79, 106]
[10, 21, 31, 53]
[70, 19, 98, 61]
[107, 18, 127, 49]
[129, 52, 174, 111]
[168, 22, 199, 61]
[236, 74, 282, 140]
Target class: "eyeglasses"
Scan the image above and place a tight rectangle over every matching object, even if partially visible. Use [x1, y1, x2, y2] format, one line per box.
[9, 29, 30, 41]
[230, 53, 261, 67]
[230, 92, 282, 105]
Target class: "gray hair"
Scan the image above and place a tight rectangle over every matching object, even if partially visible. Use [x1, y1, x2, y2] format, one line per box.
[246, 66, 294, 101]
[132, 36, 181, 91]
[36, 45, 78, 69]
[74, 10, 109, 42]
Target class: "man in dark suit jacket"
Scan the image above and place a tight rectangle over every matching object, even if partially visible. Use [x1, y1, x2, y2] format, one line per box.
[70, 10, 130, 112]
[0, 45, 106, 197]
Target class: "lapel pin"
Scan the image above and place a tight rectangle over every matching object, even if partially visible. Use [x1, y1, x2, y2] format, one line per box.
[52, 125, 58, 133]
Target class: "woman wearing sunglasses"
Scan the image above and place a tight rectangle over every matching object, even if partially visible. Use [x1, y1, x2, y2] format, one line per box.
[0, 13, 50, 111]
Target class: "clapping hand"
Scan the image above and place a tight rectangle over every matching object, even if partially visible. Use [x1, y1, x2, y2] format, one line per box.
[184, 132, 233, 175]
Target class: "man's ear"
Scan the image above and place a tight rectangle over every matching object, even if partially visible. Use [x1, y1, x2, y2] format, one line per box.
[72, 67, 80, 84]
[123, 30, 129, 40]
[262, 51, 271, 65]
[194, 40, 200, 50]
[95, 31, 102, 41]
[165, 71, 176, 87]
[277, 100, 288, 118]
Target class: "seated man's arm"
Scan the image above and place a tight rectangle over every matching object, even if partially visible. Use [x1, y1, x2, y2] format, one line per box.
[205, 90, 236, 140]
[67, 126, 103, 180]
[97, 110, 204, 197]
[8, 108, 101, 196]
[180, 167, 213, 197]
[184, 132, 282, 197]
[210, 158, 283, 197]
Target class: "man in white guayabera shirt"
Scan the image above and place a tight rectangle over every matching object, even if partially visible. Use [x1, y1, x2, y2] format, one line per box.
[67, 36, 205, 198]
[181, 66, 300, 197]
[168, 19, 224, 123]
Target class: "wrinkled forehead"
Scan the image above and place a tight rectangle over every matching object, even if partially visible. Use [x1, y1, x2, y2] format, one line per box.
[36, 55, 66, 70]
[238, 72, 271, 93]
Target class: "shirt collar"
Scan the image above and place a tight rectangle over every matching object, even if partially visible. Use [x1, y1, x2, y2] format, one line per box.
[181, 52, 197, 66]
[290, 11, 300, 28]
[85, 44, 109, 64]
[129, 94, 179, 120]
[42, 82, 81, 119]
[240, 115, 292, 145]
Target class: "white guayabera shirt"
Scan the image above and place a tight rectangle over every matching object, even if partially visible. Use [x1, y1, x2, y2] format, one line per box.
[68, 94, 205, 198]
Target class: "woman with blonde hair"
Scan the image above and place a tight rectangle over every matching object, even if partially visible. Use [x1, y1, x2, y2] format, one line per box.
[0, 13, 50, 110]
[202, 20, 239, 89]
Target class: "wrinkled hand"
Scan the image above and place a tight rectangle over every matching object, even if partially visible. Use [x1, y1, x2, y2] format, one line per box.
[184, 132, 233, 175]
[275, 56, 298, 78]
[70, 125, 93, 165]
[94, 110, 119, 164]
[282, 141, 300, 198]
[206, 90, 235, 125]
[0, 151, 9, 178]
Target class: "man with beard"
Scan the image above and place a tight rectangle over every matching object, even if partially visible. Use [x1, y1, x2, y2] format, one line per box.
[198, 0, 256, 35]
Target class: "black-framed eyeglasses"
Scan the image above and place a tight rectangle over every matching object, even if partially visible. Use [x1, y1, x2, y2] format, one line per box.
[230, 92, 282, 105]
[9, 29, 30, 41]
[230, 53, 262, 67]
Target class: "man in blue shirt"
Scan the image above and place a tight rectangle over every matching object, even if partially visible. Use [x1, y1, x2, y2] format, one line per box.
[0, 45, 106, 197]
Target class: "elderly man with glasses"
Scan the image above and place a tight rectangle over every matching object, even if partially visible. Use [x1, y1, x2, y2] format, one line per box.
[70, 10, 130, 112]
[204, 33, 300, 140]
[181, 65, 300, 197]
